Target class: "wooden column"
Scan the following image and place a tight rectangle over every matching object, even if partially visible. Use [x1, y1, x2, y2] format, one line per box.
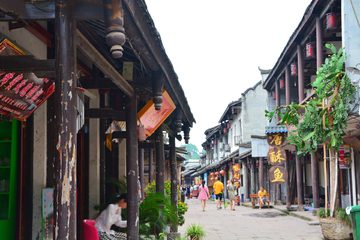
[54, 0, 77, 238]
[285, 151, 291, 206]
[139, 148, 144, 201]
[149, 149, 154, 183]
[259, 157, 264, 188]
[285, 64, 291, 105]
[277, 184, 282, 203]
[316, 16, 324, 70]
[244, 159, 250, 201]
[297, 44, 304, 102]
[275, 79, 280, 123]
[170, 135, 178, 233]
[155, 126, 165, 237]
[296, 154, 304, 206]
[126, 92, 139, 238]
[311, 153, 320, 208]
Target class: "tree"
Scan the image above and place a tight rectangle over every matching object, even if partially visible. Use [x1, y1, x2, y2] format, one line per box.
[181, 143, 200, 160]
[265, 44, 356, 217]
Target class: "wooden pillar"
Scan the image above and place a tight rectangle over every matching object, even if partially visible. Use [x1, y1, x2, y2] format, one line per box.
[296, 154, 304, 205]
[170, 135, 178, 233]
[285, 64, 291, 105]
[126, 92, 139, 239]
[149, 149, 154, 183]
[244, 159, 250, 201]
[54, 0, 77, 238]
[316, 16, 324, 70]
[155, 126, 165, 237]
[275, 79, 280, 123]
[277, 184, 282, 203]
[285, 151, 291, 206]
[250, 158, 255, 194]
[259, 157, 264, 188]
[139, 148, 144, 201]
[297, 44, 304, 102]
[311, 153, 320, 208]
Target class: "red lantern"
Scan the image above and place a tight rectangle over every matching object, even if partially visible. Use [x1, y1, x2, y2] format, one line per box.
[214, 140, 217, 144]
[215, 171, 219, 176]
[227, 123, 231, 129]
[223, 128, 227, 133]
[279, 79, 285, 89]
[210, 172, 215, 177]
[326, 13, 336, 30]
[290, 63, 297, 76]
[211, 177, 215, 182]
[211, 144, 213, 148]
[220, 170, 226, 176]
[306, 43, 314, 58]
[273, 91, 276, 100]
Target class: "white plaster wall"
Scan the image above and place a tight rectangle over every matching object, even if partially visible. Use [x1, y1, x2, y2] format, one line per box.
[32, 102, 47, 240]
[0, 22, 47, 59]
[241, 84, 268, 143]
[88, 89, 100, 219]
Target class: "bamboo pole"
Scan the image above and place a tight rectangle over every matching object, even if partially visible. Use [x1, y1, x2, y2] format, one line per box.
[323, 98, 328, 217]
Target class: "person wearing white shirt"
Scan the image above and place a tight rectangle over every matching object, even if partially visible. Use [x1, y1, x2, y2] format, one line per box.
[95, 193, 127, 240]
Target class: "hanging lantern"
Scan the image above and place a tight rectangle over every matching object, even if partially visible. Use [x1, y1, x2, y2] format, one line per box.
[215, 171, 219, 176]
[326, 13, 336, 30]
[211, 143, 213, 148]
[273, 91, 276, 100]
[220, 170, 226, 176]
[290, 63, 297, 76]
[211, 177, 215, 182]
[223, 128, 227, 133]
[279, 79, 285, 89]
[306, 43, 314, 58]
[210, 172, 215, 177]
[214, 140, 217, 144]
[227, 123, 231, 129]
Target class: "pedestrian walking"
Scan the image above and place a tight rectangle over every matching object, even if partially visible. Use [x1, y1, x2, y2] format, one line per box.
[213, 177, 224, 210]
[198, 180, 210, 212]
[227, 179, 237, 211]
[95, 193, 127, 240]
[186, 184, 191, 199]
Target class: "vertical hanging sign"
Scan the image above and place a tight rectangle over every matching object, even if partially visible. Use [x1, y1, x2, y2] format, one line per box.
[267, 132, 287, 184]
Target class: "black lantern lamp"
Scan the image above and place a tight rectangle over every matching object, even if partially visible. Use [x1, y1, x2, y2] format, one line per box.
[290, 63, 297, 76]
[326, 12, 336, 30]
[306, 42, 315, 59]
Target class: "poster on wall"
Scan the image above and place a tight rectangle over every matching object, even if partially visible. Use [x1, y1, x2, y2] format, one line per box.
[339, 144, 351, 169]
[42, 188, 54, 240]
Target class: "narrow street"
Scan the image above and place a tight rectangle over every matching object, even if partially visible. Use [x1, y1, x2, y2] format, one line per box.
[178, 199, 323, 240]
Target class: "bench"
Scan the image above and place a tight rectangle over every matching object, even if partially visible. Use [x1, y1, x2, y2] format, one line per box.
[250, 193, 270, 209]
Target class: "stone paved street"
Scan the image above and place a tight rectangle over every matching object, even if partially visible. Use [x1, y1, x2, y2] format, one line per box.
[178, 199, 323, 240]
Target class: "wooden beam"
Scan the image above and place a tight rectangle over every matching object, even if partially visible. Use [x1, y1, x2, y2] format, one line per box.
[0, 56, 54, 72]
[79, 76, 151, 89]
[112, 131, 127, 139]
[0, 1, 104, 21]
[76, 29, 134, 97]
[85, 108, 126, 120]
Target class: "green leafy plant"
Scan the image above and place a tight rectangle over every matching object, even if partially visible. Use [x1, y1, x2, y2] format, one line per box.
[336, 208, 352, 226]
[139, 192, 178, 240]
[185, 223, 207, 240]
[318, 208, 331, 218]
[265, 44, 356, 156]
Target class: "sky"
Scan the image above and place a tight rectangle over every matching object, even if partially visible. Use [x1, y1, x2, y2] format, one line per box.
[144, 0, 312, 151]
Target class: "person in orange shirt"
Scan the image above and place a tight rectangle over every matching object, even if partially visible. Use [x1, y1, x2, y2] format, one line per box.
[258, 187, 268, 209]
[213, 177, 224, 210]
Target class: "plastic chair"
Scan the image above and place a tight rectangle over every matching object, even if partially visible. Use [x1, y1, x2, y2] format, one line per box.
[83, 219, 99, 240]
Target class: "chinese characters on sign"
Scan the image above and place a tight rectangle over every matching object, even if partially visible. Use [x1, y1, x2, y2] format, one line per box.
[233, 172, 241, 180]
[232, 164, 241, 172]
[266, 132, 288, 184]
[338, 145, 351, 169]
[267, 147, 286, 166]
[269, 166, 287, 184]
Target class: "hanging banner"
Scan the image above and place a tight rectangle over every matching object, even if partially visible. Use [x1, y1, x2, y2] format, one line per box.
[232, 163, 241, 172]
[267, 147, 286, 166]
[0, 38, 55, 121]
[269, 166, 287, 184]
[338, 144, 351, 169]
[267, 132, 286, 147]
[233, 172, 241, 180]
[137, 89, 176, 138]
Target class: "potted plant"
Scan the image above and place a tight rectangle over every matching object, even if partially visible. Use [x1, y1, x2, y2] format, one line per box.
[318, 208, 352, 240]
[185, 223, 207, 240]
